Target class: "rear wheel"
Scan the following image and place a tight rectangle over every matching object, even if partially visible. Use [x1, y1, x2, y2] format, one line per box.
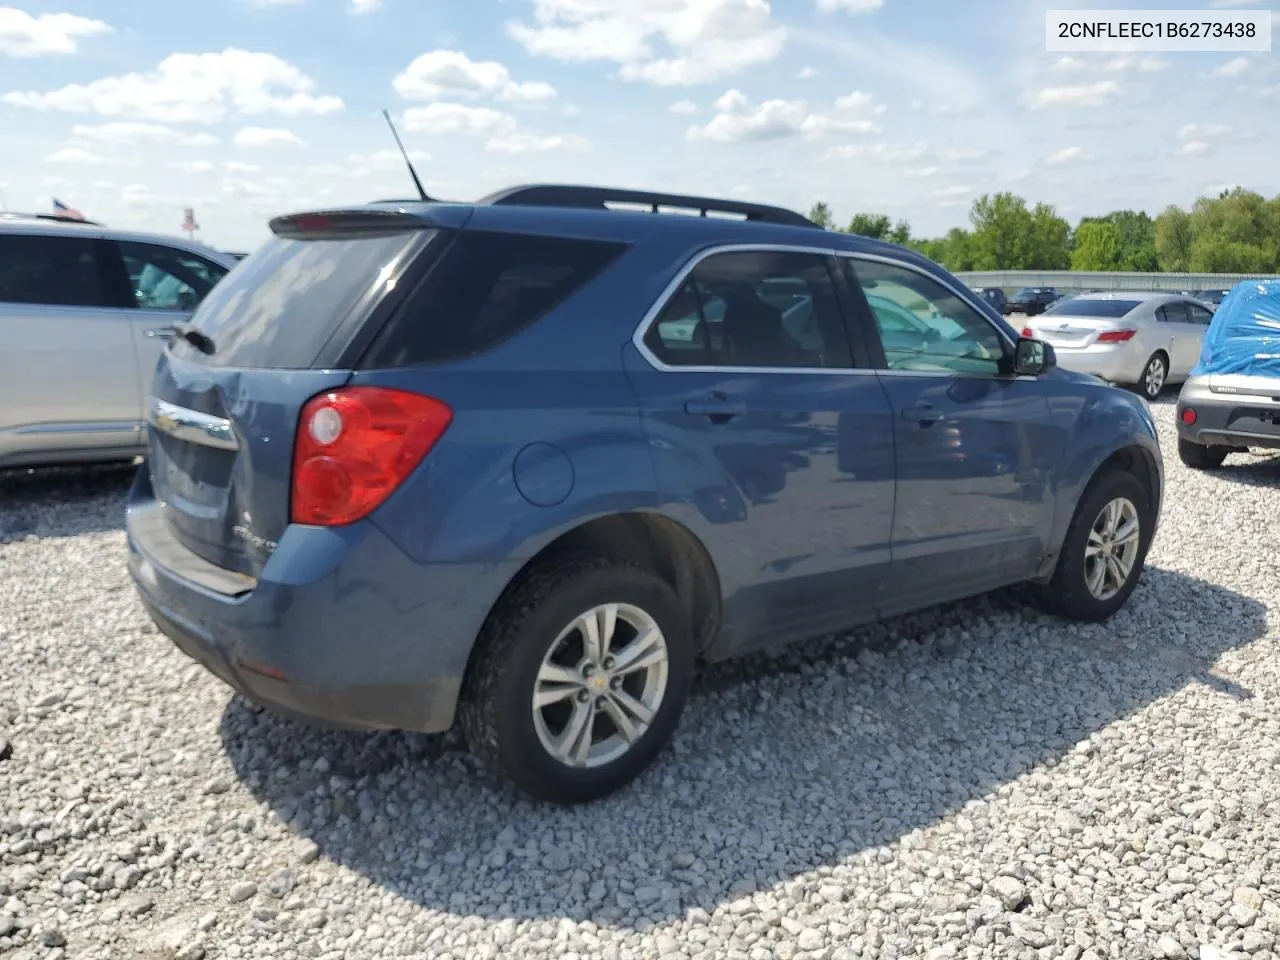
[1138, 353, 1168, 400]
[1177, 437, 1228, 470]
[1038, 470, 1152, 622]
[460, 559, 694, 805]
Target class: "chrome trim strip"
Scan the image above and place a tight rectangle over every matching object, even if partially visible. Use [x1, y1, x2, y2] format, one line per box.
[147, 397, 239, 451]
[628, 242, 1016, 375]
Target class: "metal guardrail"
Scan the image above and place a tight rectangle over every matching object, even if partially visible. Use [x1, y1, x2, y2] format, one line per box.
[955, 270, 1279, 293]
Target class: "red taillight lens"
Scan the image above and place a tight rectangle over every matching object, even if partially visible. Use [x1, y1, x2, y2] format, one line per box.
[1020, 327, 1033, 338]
[291, 386, 452, 526]
[1097, 329, 1137, 342]
[1181, 407, 1197, 425]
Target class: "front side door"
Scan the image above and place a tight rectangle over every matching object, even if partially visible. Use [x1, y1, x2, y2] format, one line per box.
[624, 247, 896, 653]
[0, 232, 142, 465]
[841, 255, 1067, 616]
[101, 240, 232, 414]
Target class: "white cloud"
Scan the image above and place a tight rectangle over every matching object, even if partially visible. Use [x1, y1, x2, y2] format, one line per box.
[1179, 123, 1233, 140]
[797, 65, 816, 79]
[1178, 141, 1212, 157]
[233, 126, 305, 147]
[687, 89, 883, 143]
[669, 99, 699, 115]
[506, 0, 787, 86]
[224, 160, 262, 173]
[347, 148, 430, 177]
[1024, 81, 1119, 109]
[0, 8, 111, 57]
[903, 166, 940, 178]
[394, 50, 557, 104]
[349, 0, 381, 11]
[3, 48, 344, 122]
[816, 0, 882, 10]
[1213, 56, 1251, 77]
[1045, 146, 1091, 166]
[71, 122, 220, 147]
[400, 103, 585, 153]
[171, 160, 215, 173]
[825, 140, 928, 163]
[931, 185, 971, 198]
[46, 147, 110, 164]
[1049, 54, 1167, 74]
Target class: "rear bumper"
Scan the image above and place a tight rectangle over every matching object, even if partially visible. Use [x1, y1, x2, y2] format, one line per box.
[126, 469, 512, 733]
[1049, 344, 1142, 385]
[1177, 376, 1280, 450]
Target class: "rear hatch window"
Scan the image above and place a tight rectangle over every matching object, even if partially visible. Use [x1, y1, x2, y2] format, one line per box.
[1043, 298, 1139, 318]
[172, 230, 430, 368]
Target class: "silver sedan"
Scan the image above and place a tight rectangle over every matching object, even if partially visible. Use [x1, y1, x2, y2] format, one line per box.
[1020, 292, 1214, 400]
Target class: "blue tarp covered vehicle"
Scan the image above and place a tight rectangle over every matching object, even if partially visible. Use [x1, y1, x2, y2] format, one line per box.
[1177, 279, 1280, 469]
[1191, 280, 1280, 378]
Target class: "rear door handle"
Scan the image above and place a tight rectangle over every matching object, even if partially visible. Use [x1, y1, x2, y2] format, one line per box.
[145, 326, 177, 341]
[684, 398, 746, 424]
[903, 402, 944, 425]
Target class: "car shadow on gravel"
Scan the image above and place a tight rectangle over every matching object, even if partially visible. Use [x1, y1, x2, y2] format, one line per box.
[0, 463, 137, 541]
[219, 565, 1264, 929]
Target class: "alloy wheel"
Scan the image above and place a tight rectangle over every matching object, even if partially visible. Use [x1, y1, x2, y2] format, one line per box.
[531, 603, 670, 768]
[1143, 356, 1166, 399]
[1084, 497, 1141, 601]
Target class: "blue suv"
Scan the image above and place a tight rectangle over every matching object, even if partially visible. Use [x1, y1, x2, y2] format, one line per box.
[126, 185, 1163, 804]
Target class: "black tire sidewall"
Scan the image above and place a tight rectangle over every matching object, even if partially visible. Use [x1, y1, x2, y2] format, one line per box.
[482, 565, 694, 804]
[1048, 471, 1153, 622]
[1178, 437, 1227, 469]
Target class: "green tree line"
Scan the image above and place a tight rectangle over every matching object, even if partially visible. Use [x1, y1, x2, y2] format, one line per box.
[807, 187, 1280, 274]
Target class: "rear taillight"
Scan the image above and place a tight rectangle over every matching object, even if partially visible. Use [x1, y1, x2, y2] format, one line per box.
[1020, 327, 1033, 338]
[291, 387, 452, 526]
[1097, 329, 1137, 342]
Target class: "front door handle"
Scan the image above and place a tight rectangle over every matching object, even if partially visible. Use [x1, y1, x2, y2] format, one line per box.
[903, 402, 944, 425]
[684, 397, 746, 425]
[144, 326, 177, 341]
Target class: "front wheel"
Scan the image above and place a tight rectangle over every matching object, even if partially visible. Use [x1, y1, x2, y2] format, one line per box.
[1177, 437, 1228, 470]
[460, 559, 694, 805]
[1038, 470, 1153, 622]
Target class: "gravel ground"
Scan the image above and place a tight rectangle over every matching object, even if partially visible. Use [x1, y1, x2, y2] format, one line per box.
[3, 400, 1280, 960]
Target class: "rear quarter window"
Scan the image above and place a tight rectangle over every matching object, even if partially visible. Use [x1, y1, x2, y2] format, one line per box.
[175, 231, 427, 368]
[361, 230, 627, 367]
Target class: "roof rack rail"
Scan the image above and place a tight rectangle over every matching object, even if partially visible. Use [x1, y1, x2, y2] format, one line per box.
[477, 184, 818, 229]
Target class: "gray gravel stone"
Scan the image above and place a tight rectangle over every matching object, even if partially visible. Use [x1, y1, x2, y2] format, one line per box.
[3, 405, 1280, 960]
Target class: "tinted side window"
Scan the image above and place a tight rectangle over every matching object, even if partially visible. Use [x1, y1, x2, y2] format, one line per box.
[364, 230, 626, 367]
[1187, 303, 1214, 325]
[1159, 302, 1189, 323]
[845, 258, 1007, 377]
[118, 241, 228, 311]
[0, 234, 108, 308]
[644, 250, 852, 369]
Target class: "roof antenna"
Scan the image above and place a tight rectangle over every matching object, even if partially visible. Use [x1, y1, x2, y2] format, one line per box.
[382, 108, 433, 202]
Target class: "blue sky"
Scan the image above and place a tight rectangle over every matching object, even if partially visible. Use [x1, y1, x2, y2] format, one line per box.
[1, 0, 1277, 250]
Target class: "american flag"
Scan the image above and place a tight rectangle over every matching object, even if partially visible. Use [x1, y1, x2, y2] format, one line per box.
[52, 198, 84, 221]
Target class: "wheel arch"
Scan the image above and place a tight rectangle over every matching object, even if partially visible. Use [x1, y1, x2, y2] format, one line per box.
[460, 510, 723, 691]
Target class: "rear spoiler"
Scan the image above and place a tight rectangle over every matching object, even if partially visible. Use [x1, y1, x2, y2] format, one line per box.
[268, 209, 437, 240]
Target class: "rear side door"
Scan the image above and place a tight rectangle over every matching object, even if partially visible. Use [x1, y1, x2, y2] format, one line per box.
[1178, 301, 1215, 374]
[0, 232, 142, 464]
[840, 255, 1067, 616]
[624, 246, 897, 653]
[100, 240, 233, 415]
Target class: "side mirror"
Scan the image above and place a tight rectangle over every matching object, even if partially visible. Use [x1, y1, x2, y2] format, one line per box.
[1013, 337, 1056, 376]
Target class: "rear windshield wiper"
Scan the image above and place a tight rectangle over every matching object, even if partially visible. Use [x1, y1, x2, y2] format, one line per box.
[171, 322, 216, 355]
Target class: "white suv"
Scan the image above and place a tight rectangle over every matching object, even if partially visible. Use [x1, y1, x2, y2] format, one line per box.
[0, 215, 238, 469]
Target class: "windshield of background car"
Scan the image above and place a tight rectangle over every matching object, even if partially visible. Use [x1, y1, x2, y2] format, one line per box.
[1013, 287, 1040, 298]
[1043, 298, 1140, 318]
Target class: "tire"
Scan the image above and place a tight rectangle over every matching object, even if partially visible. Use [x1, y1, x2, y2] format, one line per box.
[459, 558, 694, 805]
[1038, 469, 1153, 623]
[1137, 353, 1168, 401]
[1177, 437, 1228, 470]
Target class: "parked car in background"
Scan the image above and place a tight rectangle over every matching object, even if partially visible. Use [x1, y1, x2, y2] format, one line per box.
[1177, 280, 1280, 469]
[0, 217, 237, 468]
[1021, 291, 1214, 400]
[126, 185, 1163, 805]
[1005, 286, 1059, 316]
[970, 286, 1008, 314]
[1192, 289, 1231, 307]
